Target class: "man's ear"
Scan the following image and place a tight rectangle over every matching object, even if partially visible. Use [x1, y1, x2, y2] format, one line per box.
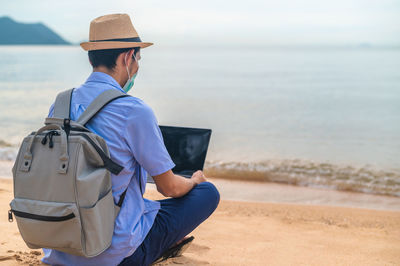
[125, 49, 135, 66]
[117, 49, 134, 68]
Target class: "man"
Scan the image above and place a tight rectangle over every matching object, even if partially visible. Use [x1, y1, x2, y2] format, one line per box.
[42, 13, 220, 266]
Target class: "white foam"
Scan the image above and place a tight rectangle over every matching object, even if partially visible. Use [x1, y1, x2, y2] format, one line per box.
[0, 147, 18, 161]
[204, 160, 400, 197]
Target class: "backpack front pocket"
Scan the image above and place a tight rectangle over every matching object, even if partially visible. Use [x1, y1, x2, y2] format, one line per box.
[79, 189, 115, 257]
[10, 198, 83, 252]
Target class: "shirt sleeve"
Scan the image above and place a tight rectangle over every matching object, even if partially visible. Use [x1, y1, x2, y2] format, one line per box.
[48, 103, 55, 117]
[123, 102, 175, 176]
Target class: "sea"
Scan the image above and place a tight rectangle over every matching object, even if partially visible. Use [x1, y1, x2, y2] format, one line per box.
[0, 45, 399, 197]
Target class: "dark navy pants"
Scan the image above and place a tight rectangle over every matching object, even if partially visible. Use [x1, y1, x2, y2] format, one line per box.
[119, 182, 220, 266]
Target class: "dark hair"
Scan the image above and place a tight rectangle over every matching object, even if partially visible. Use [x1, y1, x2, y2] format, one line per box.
[88, 47, 140, 70]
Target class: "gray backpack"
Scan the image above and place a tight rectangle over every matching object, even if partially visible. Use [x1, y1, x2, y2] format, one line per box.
[8, 88, 129, 257]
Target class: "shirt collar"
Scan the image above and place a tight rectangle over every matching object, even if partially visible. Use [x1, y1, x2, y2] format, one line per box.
[85, 72, 125, 93]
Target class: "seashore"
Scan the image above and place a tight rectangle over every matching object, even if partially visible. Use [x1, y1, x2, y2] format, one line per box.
[0, 173, 399, 265]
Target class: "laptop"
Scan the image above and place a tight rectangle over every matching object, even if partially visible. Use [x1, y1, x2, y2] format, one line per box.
[147, 125, 212, 183]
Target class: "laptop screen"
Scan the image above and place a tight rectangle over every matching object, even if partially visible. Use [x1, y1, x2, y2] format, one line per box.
[147, 126, 212, 183]
[160, 125, 212, 177]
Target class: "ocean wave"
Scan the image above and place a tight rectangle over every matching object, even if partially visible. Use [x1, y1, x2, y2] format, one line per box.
[0, 147, 18, 161]
[0, 139, 13, 147]
[204, 160, 400, 197]
[2, 140, 399, 198]
[0, 139, 18, 161]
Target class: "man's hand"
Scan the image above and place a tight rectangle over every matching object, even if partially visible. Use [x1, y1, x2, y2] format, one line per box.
[191, 170, 207, 185]
[153, 169, 206, 198]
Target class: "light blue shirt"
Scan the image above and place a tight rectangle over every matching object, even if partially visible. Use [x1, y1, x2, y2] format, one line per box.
[42, 72, 175, 266]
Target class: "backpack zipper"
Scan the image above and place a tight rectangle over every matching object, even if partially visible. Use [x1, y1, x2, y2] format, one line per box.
[41, 130, 60, 148]
[9, 209, 75, 222]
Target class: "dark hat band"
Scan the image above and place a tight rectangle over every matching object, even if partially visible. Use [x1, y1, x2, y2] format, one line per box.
[90, 37, 142, 42]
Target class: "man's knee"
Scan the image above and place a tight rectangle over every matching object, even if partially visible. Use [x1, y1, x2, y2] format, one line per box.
[196, 182, 220, 212]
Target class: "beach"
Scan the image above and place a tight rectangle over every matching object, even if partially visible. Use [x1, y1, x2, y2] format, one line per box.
[1, 174, 399, 265]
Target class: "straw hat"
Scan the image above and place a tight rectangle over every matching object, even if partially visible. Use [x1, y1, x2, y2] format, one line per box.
[80, 13, 153, 51]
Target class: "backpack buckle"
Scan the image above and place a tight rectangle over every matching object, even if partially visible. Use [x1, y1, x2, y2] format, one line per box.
[63, 118, 71, 137]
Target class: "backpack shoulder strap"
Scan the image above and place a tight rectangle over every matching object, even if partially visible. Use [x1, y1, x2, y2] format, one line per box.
[77, 89, 129, 126]
[53, 88, 74, 119]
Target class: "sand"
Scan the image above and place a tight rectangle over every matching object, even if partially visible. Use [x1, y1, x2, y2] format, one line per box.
[0, 177, 399, 265]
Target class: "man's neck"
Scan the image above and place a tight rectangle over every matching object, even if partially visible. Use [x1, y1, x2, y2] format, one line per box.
[92, 67, 124, 87]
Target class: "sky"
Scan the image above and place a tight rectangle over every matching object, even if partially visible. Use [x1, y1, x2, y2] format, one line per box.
[1, 0, 400, 47]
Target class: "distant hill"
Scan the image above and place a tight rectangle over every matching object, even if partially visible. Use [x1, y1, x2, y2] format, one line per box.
[0, 16, 70, 45]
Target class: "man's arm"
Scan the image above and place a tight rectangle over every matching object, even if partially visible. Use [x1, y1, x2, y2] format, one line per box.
[153, 170, 207, 198]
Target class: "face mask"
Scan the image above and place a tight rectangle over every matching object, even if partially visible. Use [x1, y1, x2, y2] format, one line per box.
[123, 53, 138, 93]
